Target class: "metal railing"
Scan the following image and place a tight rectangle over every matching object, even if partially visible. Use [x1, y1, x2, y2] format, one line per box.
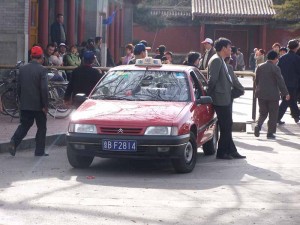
[0, 65, 110, 72]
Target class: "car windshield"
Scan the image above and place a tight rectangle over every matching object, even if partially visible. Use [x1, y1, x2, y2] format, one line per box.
[91, 70, 190, 102]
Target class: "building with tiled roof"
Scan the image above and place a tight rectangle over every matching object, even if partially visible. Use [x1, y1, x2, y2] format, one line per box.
[133, 0, 300, 67]
[192, 0, 276, 18]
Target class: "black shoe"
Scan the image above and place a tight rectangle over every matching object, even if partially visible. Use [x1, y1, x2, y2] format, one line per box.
[277, 120, 285, 125]
[267, 133, 276, 139]
[216, 154, 233, 160]
[254, 126, 260, 137]
[231, 152, 246, 159]
[8, 141, 16, 156]
[35, 153, 49, 156]
[294, 117, 299, 123]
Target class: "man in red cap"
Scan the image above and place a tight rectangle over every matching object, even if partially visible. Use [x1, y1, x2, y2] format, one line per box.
[200, 38, 216, 71]
[8, 46, 49, 157]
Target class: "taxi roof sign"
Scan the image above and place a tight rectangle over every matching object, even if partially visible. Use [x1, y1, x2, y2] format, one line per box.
[135, 57, 162, 67]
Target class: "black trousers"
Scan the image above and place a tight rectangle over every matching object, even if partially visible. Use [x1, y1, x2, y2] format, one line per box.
[278, 87, 300, 120]
[214, 104, 237, 156]
[11, 110, 47, 155]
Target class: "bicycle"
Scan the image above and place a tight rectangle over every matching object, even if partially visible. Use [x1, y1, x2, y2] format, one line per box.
[48, 79, 73, 119]
[1, 61, 24, 118]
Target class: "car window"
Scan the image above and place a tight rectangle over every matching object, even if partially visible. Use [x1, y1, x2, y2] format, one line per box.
[91, 70, 191, 102]
[190, 71, 203, 99]
[194, 69, 208, 92]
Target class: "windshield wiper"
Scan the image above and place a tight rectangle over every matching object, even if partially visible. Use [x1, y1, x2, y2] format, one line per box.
[90, 95, 134, 101]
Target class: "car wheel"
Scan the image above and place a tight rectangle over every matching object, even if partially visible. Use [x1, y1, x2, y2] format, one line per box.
[67, 144, 94, 168]
[171, 132, 197, 173]
[203, 124, 219, 155]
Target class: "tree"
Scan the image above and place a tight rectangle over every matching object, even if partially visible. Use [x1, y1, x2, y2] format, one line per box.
[133, 4, 166, 31]
[273, 0, 300, 27]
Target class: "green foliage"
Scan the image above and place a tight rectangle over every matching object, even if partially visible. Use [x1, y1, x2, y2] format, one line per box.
[273, 0, 300, 26]
[133, 4, 166, 31]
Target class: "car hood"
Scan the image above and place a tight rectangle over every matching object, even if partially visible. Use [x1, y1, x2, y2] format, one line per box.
[71, 99, 189, 125]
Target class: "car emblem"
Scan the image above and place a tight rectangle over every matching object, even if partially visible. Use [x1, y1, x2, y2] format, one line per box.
[118, 128, 124, 134]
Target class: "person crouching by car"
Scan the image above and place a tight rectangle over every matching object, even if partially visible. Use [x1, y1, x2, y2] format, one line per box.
[64, 51, 102, 106]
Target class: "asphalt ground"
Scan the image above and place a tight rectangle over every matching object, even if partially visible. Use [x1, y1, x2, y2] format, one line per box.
[0, 132, 299, 225]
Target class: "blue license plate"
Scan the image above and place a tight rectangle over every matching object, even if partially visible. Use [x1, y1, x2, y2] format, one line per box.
[102, 140, 137, 151]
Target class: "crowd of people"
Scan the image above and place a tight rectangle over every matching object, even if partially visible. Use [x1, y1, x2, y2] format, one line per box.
[252, 39, 300, 140]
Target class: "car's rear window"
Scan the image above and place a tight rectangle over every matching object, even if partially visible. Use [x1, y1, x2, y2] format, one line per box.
[91, 70, 190, 102]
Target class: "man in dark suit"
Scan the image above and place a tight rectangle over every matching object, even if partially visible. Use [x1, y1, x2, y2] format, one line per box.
[277, 39, 300, 124]
[9, 46, 49, 156]
[254, 51, 290, 139]
[50, 14, 66, 45]
[200, 38, 216, 70]
[64, 51, 102, 104]
[207, 37, 246, 160]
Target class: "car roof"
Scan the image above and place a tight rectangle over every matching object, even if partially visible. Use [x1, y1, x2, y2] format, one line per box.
[109, 64, 196, 73]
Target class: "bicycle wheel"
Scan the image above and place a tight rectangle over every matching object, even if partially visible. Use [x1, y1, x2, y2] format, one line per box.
[48, 86, 72, 119]
[1, 89, 20, 118]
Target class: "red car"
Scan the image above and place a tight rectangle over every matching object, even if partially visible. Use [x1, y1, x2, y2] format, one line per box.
[66, 58, 218, 173]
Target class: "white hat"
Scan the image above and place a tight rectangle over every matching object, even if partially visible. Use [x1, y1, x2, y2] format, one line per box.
[59, 43, 66, 47]
[201, 38, 213, 44]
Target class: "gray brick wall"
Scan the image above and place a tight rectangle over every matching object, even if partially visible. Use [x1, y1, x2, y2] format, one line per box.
[0, 0, 29, 64]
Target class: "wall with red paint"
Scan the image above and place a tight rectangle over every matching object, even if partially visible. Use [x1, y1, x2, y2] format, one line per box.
[266, 27, 300, 49]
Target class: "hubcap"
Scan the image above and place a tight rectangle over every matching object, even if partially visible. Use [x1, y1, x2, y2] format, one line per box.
[184, 142, 193, 163]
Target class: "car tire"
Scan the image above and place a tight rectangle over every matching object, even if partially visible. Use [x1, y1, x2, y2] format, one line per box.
[171, 132, 197, 173]
[67, 144, 94, 168]
[203, 124, 219, 155]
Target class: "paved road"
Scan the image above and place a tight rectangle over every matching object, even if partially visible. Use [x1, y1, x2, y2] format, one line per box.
[1, 132, 299, 225]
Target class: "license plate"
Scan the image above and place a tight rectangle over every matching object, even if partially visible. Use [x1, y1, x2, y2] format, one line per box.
[102, 140, 137, 151]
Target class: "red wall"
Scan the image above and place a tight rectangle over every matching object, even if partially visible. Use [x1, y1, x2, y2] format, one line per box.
[266, 27, 300, 49]
[133, 25, 200, 54]
[133, 24, 300, 58]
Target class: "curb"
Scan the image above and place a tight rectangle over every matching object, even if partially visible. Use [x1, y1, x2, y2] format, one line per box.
[0, 133, 66, 154]
[232, 122, 247, 132]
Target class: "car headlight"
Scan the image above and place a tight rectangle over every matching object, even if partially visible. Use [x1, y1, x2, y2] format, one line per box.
[68, 124, 97, 134]
[144, 126, 178, 136]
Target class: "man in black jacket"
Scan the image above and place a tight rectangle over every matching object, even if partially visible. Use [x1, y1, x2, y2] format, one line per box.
[277, 39, 300, 124]
[9, 46, 49, 156]
[64, 51, 102, 104]
[50, 14, 66, 45]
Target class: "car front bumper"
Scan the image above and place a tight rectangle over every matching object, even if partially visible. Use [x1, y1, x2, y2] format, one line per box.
[66, 133, 190, 159]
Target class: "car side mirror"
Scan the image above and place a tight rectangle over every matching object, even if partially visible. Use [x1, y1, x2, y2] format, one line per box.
[74, 93, 87, 108]
[196, 96, 212, 105]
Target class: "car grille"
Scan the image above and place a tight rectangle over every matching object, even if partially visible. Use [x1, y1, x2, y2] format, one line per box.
[100, 127, 143, 135]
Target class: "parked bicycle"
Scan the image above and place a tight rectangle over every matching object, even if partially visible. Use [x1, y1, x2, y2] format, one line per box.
[0, 61, 24, 118]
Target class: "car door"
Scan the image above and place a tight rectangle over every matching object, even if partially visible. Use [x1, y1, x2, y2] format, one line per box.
[193, 69, 215, 144]
[189, 69, 210, 145]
